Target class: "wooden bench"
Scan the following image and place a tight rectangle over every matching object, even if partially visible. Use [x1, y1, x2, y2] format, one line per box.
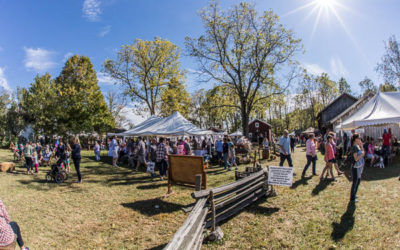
[0, 162, 15, 172]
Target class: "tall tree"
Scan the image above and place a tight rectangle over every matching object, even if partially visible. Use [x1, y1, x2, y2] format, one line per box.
[338, 77, 352, 95]
[56, 55, 114, 135]
[159, 77, 192, 117]
[103, 38, 185, 116]
[316, 73, 339, 106]
[359, 77, 377, 96]
[376, 35, 400, 87]
[185, 1, 301, 136]
[21, 73, 58, 136]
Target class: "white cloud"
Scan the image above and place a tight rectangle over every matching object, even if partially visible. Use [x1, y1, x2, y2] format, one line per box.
[330, 56, 348, 78]
[303, 63, 327, 76]
[119, 107, 146, 129]
[63, 52, 74, 62]
[83, 0, 102, 22]
[24, 47, 57, 72]
[97, 72, 114, 85]
[98, 25, 111, 37]
[0, 67, 11, 92]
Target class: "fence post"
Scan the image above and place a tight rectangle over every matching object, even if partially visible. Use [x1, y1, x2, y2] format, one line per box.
[195, 174, 202, 191]
[210, 190, 216, 232]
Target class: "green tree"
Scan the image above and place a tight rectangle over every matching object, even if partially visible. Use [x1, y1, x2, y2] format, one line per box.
[379, 82, 397, 92]
[376, 35, 400, 87]
[338, 77, 352, 95]
[103, 38, 185, 116]
[5, 89, 25, 140]
[185, 1, 301, 136]
[159, 77, 192, 117]
[359, 77, 377, 96]
[21, 73, 58, 136]
[56, 55, 115, 135]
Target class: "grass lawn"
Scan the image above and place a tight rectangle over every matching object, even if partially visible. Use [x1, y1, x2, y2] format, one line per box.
[0, 147, 399, 249]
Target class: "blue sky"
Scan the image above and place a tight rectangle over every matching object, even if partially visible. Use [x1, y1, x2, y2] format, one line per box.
[0, 0, 399, 97]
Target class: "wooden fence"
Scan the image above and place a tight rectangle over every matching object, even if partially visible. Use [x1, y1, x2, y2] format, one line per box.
[164, 169, 269, 249]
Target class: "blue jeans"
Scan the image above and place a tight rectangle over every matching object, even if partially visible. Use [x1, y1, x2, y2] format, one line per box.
[95, 151, 100, 161]
[350, 166, 361, 201]
[223, 153, 230, 168]
[157, 159, 168, 176]
[302, 155, 317, 175]
[279, 153, 293, 167]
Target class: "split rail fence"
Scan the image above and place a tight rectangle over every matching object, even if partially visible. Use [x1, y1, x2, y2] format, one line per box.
[164, 169, 269, 250]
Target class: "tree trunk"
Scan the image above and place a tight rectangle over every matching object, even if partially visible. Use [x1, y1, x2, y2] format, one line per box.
[241, 101, 250, 137]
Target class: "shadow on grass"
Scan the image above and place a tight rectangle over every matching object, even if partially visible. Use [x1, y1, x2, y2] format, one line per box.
[121, 198, 184, 216]
[291, 176, 313, 189]
[206, 168, 227, 176]
[331, 201, 356, 242]
[311, 179, 334, 196]
[147, 244, 167, 250]
[136, 183, 166, 190]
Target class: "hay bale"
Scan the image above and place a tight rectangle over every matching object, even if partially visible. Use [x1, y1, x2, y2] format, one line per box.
[0, 162, 15, 172]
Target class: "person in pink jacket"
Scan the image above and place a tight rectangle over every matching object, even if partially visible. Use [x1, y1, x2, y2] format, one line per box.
[301, 133, 318, 177]
[0, 199, 29, 250]
[320, 135, 335, 181]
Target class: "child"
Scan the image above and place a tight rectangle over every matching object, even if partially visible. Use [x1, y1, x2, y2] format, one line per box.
[65, 149, 71, 173]
[32, 151, 39, 173]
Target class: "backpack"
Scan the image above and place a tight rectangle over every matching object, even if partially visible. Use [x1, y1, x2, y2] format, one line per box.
[319, 142, 325, 155]
[177, 144, 185, 155]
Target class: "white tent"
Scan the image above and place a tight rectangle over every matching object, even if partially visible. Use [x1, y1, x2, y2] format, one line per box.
[340, 92, 400, 130]
[117, 112, 214, 136]
[229, 131, 243, 137]
[116, 116, 162, 136]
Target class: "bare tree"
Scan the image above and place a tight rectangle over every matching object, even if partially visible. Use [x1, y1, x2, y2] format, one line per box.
[376, 36, 400, 87]
[185, 1, 301, 136]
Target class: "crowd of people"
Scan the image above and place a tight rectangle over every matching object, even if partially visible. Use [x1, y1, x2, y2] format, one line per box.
[275, 127, 398, 203]
[9, 137, 82, 183]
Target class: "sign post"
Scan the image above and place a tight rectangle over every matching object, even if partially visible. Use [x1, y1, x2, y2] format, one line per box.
[268, 166, 293, 187]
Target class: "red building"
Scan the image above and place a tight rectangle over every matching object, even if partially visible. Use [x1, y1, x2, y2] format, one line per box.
[248, 119, 272, 143]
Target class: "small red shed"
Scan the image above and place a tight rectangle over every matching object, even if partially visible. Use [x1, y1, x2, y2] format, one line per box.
[248, 119, 272, 143]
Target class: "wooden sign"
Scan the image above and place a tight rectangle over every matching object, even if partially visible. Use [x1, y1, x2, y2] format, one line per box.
[168, 155, 207, 194]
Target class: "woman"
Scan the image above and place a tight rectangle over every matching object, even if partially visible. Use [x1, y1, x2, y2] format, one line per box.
[367, 138, 378, 165]
[71, 137, 82, 183]
[329, 132, 343, 176]
[320, 135, 335, 180]
[302, 133, 317, 177]
[94, 141, 100, 161]
[111, 136, 119, 167]
[350, 133, 365, 202]
[0, 199, 29, 250]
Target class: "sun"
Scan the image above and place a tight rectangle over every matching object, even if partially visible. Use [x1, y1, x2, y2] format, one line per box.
[315, 0, 337, 9]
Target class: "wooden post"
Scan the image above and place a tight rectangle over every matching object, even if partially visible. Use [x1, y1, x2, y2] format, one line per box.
[195, 174, 202, 191]
[210, 190, 216, 232]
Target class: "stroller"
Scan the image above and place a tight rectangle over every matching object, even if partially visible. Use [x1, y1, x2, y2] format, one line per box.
[46, 160, 69, 184]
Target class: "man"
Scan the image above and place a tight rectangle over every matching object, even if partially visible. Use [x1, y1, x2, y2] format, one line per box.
[290, 135, 295, 153]
[382, 128, 391, 167]
[216, 139, 223, 166]
[222, 138, 231, 170]
[156, 137, 168, 180]
[279, 130, 295, 175]
[184, 137, 191, 155]
[135, 137, 148, 171]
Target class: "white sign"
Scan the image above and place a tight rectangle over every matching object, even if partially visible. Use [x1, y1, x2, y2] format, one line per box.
[268, 166, 293, 187]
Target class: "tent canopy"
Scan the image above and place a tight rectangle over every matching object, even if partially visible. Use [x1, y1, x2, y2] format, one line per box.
[340, 92, 400, 130]
[117, 112, 214, 136]
[302, 127, 315, 134]
[229, 131, 243, 137]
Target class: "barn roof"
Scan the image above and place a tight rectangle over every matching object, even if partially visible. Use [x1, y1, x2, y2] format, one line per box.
[329, 92, 374, 125]
[318, 93, 358, 116]
[249, 118, 272, 127]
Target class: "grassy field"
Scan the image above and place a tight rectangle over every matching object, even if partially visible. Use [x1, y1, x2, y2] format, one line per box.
[0, 147, 399, 249]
